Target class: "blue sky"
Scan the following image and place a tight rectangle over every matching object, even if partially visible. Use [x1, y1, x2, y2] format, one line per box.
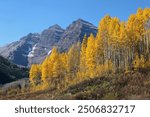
[0, 0, 150, 46]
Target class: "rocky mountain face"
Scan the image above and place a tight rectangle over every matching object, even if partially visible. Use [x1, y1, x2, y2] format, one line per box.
[0, 33, 40, 66]
[0, 19, 97, 67]
[0, 56, 28, 84]
[57, 19, 97, 51]
[28, 24, 65, 66]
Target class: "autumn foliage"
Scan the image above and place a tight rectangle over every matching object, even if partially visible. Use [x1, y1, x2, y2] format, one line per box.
[29, 8, 150, 90]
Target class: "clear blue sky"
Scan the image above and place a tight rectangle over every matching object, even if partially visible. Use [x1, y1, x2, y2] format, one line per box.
[0, 0, 150, 46]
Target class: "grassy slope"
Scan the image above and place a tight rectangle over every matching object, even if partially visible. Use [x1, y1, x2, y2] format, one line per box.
[1, 71, 150, 100]
[58, 71, 150, 100]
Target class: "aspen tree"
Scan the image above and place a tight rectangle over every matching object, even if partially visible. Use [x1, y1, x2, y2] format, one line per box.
[30, 64, 41, 85]
[41, 57, 49, 82]
[79, 35, 87, 78]
[86, 34, 96, 78]
[99, 15, 111, 62]
[67, 43, 80, 79]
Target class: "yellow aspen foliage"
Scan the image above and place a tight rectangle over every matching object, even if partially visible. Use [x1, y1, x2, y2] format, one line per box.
[47, 47, 59, 78]
[59, 53, 68, 87]
[41, 47, 59, 82]
[98, 15, 111, 46]
[126, 14, 137, 42]
[60, 53, 68, 77]
[49, 47, 59, 63]
[98, 15, 112, 65]
[53, 55, 61, 79]
[95, 64, 105, 77]
[41, 57, 49, 82]
[95, 33, 104, 65]
[52, 55, 64, 89]
[29, 64, 41, 86]
[86, 33, 96, 78]
[67, 42, 80, 79]
[119, 22, 127, 45]
[79, 35, 87, 78]
[143, 8, 150, 22]
[98, 15, 111, 35]
[109, 17, 120, 42]
[136, 8, 145, 37]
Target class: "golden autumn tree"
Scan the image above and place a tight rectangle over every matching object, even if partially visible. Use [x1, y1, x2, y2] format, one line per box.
[86, 33, 96, 78]
[119, 22, 129, 71]
[95, 32, 105, 76]
[126, 14, 137, 65]
[52, 54, 63, 88]
[41, 57, 49, 82]
[108, 17, 120, 72]
[59, 52, 68, 87]
[98, 15, 111, 63]
[41, 47, 59, 84]
[95, 30, 104, 65]
[79, 35, 87, 78]
[29, 64, 41, 86]
[67, 42, 80, 80]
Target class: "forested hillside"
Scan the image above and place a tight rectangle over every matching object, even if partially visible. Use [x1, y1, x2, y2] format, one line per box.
[29, 8, 150, 91]
[0, 56, 28, 84]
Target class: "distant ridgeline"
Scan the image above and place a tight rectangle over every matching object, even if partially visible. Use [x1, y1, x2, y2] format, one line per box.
[29, 8, 150, 90]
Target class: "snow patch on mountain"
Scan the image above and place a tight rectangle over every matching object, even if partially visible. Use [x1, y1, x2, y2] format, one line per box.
[28, 44, 37, 58]
[48, 50, 52, 55]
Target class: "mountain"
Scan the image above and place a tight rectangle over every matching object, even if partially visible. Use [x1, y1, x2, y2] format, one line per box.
[57, 19, 97, 51]
[0, 56, 28, 84]
[0, 33, 40, 66]
[0, 19, 97, 66]
[28, 24, 65, 66]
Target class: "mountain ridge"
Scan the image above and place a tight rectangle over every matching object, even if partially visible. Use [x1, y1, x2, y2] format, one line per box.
[0, 19, 97, 66]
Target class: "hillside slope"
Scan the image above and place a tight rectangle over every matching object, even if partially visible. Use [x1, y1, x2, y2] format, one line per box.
[0, 56, 29, 84]
[59, 72, 150, 100]
[1, 71, 150, 100]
